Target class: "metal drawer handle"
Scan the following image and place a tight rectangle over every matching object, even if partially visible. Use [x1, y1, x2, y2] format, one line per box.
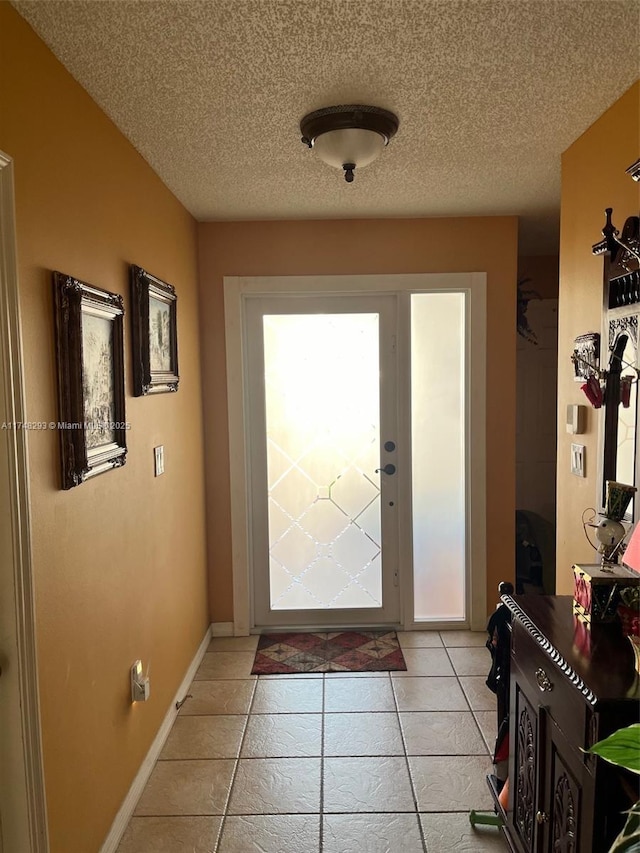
[535, 667, 553, 692]
[536, 811, 549, 824]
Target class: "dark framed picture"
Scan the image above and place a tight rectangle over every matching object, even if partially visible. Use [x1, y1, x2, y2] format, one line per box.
[572, 332, 600, 381]
[53, 272, 127, 489]
[130, 265, 179, 395]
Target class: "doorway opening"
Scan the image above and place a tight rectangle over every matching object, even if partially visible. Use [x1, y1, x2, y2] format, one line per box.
[224, 274, 487, 633]
[0, 150, 48, 852]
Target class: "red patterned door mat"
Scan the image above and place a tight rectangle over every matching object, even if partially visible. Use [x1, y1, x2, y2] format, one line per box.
[251, 630, 407, 674]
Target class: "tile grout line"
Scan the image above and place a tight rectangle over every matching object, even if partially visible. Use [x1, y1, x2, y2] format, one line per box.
[443, 639, 479, 716]
[319, 674, 325, 853]
[390, 666, 429, 853]
[212, 676, 259, 853]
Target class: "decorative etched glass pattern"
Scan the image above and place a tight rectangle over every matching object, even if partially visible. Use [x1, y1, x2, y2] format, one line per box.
[411, 293, 466, 619]
[263, 313, 383, 610]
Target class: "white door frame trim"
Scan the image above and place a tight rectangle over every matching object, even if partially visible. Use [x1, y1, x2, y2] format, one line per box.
[224, 273, 487, 634]
[0, 151, 49, 851]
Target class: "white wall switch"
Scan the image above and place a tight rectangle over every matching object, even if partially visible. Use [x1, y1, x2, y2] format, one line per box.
[154, 445, 164, 476]
[571, 443, 585, 477]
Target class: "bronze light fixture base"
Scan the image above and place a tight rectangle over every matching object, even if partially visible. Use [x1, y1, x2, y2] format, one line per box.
[300, 104, 399, 183]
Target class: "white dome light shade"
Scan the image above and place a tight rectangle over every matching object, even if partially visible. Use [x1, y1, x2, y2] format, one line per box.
[313, 128, 387, 170]
[300, 104, 399, 183]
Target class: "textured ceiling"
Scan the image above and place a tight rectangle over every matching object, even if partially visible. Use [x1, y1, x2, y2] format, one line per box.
[12, 0, 640, 254]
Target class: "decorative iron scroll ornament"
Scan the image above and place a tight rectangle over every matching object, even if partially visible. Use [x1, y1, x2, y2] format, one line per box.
[589, 197, 640, 510]
[572, 208, 640, 409]
[626, 158, 640, 182]
[592, 209, 640, 309]
[517, 277, 541, 344]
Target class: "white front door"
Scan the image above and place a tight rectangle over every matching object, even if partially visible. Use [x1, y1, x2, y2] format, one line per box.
[224, 273, 487, 634]
[245, 295, 400, 628]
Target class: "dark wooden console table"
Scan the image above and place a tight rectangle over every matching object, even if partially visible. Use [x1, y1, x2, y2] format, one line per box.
[497, 595, 639, 853]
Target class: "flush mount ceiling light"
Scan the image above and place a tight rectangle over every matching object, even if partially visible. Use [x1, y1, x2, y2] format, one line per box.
[300, 104, 399, 183]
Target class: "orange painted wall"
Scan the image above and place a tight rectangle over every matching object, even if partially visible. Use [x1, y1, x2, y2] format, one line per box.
[0, 6, 209, 851]
[197, 216, 519, 623]
[557, 82, 639, 592]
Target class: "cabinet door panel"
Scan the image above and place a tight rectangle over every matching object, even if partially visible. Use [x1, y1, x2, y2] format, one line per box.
[510, 671, 540, 853]
[543, 714, 592, 853]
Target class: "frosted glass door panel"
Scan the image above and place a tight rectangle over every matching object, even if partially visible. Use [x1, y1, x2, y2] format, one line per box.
[411, 294, 466, 620]
[263, 313, 383, 610]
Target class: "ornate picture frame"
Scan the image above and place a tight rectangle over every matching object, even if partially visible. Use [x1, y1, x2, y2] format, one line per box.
[130, 265, 179, 395]
[572, 332, 600, 381]
[53, 272, 127, 489]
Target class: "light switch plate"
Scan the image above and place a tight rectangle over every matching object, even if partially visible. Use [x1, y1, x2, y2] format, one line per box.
[154, 445, 164, 476]
[571, 443, 585, 477]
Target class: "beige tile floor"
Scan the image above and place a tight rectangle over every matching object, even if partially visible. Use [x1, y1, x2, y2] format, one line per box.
[117, 631, 507, 853]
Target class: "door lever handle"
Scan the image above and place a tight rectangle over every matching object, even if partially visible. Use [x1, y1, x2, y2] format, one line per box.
[375, 464, 396, 475]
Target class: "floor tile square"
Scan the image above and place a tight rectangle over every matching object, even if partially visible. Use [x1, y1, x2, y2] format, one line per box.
[420, 811, 507, 850]
[459, 676, 496, 711]
[324, 712, 404, 756]
[116, 816, 221, 853]
[324, 677, 396, 712]
[134, 760, 235, 815]
[179, 680, 255, 715]
[194, 652, 256, 680]
[323, 813, 425, 852]
[251, 678, 323, 713]
[323, 757, 415, 812]
[440, 630, 488, 647]
[227, 757, 321, 814]
[217, 814, 320, 853]
[409, 755, 493, 811]
[391, 675, 469, 711]
[448, 646, 491, 676]
[400, 711, 486, 755]
[392, 648, 455, 677]
[397, 631, 443, 648]
[160, 715, 246, 760]
[241, 713, 322, 757]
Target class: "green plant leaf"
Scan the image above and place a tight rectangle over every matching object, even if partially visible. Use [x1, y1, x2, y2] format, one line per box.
[610, 801, 640, 853]
[586, 724, 640, 774]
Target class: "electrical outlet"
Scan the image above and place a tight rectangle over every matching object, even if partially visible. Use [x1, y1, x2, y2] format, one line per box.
[131, 659, 150, 702]
[154, 445, 164, 476]
[571, 443, 585, 477]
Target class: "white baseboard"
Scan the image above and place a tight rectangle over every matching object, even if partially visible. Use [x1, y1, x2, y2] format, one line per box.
[211, 621, 234, 637]
[99, 626, 212, 853]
